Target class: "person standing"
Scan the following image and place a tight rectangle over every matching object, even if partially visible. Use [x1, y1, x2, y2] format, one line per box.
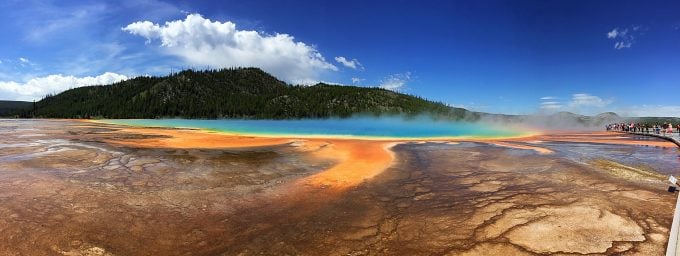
[669, 123, 674, 134]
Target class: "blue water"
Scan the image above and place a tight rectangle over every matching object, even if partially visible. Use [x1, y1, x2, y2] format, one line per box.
[101, 118, 529, 139]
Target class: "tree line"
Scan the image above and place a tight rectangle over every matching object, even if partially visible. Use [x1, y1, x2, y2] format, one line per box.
[18, 67, 476, 120]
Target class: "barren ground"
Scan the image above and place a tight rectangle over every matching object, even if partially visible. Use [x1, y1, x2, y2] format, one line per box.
[0, 119, 678, 255]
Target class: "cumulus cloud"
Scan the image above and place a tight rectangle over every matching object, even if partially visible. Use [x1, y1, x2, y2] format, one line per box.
[540, 96, 557, 100]
[379, 72, 411, 91]
[351, 77, 364, 84]
[0, 72, 128, 101]
[606, 26, 645, 50]
[334, 56, 363, 70]
[123, 13, 337, 84]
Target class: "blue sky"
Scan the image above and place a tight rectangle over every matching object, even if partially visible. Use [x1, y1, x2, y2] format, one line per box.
[0, 0, 679, 117]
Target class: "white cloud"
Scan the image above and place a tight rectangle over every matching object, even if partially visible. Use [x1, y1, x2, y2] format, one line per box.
[351, 77, 364, 84]
[541, 101, 562, 106]
[539, 101, 563, 110]
[607, 28, 625, 39]
[123, 13, 337, 84]
[334, 56, 363, 70]
[0, 72, 128, 101]
[568, 93, 612, 108]
[537, 93, 680, 117]
[614, 41, 632, 49]
[17, 57, 36, 68]
[539, 96, 563, 111]
[606, 26, 644, 50]
[538, 93, 612, 114]
[617, 105, 680, 117]
[379, 72, 411, 91]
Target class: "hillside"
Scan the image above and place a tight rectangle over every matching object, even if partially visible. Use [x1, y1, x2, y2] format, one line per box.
[28, 68, 476, 120]
[8, 68, 677, 125]
[0, 101, 32, 116]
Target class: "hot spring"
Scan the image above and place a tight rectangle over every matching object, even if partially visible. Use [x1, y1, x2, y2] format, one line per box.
[100, 117, 532, 139]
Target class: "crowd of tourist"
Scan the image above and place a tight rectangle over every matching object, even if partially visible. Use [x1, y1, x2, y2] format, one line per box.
[606, 122, 680, 136]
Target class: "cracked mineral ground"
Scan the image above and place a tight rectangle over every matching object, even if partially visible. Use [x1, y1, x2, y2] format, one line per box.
[1, 119, 679, 255]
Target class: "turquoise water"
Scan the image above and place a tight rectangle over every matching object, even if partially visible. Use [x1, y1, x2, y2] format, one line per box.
[102, 118, 530, 139]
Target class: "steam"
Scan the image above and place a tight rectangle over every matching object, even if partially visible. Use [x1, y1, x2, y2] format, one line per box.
[474, 112, 623, 131]
[351, 111, 625, 133]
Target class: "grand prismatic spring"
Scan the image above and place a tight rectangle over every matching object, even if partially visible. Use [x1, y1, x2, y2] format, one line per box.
[2, 0, 680, 255]
[1, 118, 679, 255]
[101, 118, 533, 139]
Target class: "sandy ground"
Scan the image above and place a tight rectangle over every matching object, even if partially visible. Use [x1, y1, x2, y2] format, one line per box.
[0, 119, 678, 255]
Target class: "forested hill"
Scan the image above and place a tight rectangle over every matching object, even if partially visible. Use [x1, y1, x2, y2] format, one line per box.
[28, 68, 476, 120]
[0, 101, 32, 116]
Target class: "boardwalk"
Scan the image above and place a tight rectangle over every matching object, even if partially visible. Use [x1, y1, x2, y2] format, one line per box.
[628, 131, 680, 147]
[622, 131, 680, 256]
[670, 194, 680, 256]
